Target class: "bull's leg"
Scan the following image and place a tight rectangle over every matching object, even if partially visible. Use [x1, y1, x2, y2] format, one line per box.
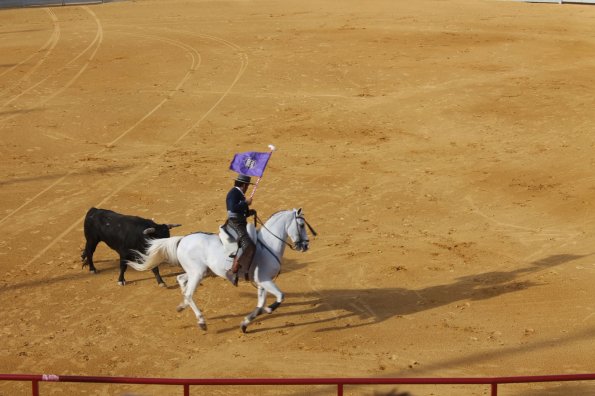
[118, 257, 128, 286]
[82, 239, 99, 273]
[151, 266, 166, 287]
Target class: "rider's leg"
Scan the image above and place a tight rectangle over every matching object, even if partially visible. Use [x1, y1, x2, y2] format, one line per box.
[240, 240, 255, 280]
[228, 254, 240, 287]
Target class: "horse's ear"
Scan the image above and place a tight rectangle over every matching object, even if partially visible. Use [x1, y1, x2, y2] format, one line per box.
[296, 208, 302, 216]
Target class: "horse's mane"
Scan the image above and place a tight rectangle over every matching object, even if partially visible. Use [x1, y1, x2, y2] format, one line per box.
[265, 210, 291, 223]
[266, 210, 284, 220]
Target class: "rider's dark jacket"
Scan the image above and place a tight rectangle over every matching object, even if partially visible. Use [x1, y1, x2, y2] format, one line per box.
[226, 186, 250, 222]
[225, 186, 255, 254]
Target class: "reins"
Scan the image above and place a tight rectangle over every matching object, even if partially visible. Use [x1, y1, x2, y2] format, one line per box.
[255, 214, 296, 250]
[304, 219, 318, 237]
[254, 212, 317, 250]
[249, 211, 317, 289]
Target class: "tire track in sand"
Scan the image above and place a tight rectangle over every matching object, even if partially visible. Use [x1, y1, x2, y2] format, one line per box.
[20, 29, 247, 269]
[0, 31, 202, 228]
[0, 8, 61, 95]
[0, 6, 102, 124]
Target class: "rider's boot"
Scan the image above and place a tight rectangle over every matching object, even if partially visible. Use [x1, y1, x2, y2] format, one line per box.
[226, 255, 240, 287]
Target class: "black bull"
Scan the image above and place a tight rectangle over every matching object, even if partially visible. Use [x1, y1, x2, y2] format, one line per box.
[81, 207, 181, 286]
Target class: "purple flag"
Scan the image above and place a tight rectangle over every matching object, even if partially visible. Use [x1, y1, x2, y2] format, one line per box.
[229, 151, 272, 177]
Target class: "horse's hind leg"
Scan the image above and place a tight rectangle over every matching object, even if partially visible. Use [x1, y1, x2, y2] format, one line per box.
[240, 286, 267, 333]
[176, 271, 207, 330]
[176, 273, 188, 293]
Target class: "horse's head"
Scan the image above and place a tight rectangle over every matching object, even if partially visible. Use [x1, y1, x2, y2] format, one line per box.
[288, 208, 316, 252]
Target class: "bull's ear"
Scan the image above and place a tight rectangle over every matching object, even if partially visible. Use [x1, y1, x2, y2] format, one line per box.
[143, 227, 156, 235]
[167, 223, 182, 229]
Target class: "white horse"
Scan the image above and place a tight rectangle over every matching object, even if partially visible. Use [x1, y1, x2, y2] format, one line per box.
[127, 208, 316, 333]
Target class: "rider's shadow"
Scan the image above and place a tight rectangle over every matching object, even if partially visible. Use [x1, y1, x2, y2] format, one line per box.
[246, 253, 589, 333]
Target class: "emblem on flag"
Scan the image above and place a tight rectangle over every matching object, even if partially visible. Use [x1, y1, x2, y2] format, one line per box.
[229, 151, 272, 177]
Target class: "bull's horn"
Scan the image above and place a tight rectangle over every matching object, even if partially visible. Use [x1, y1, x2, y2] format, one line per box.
[167, 223, 182, 229]
[143, 227, 156, 235]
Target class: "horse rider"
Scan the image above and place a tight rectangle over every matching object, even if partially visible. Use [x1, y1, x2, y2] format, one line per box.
[225, 174, 257, 286]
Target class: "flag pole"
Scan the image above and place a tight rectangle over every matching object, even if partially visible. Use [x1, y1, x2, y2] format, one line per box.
[249, 144, 276, 200]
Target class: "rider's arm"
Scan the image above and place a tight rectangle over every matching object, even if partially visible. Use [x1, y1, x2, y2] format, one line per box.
[227, 188, 249, 214]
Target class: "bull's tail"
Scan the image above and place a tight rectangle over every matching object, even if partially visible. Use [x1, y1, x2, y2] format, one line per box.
[127, 236, 184, 271]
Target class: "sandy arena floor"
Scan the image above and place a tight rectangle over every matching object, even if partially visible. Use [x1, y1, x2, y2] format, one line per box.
[1, 0, 595, 395]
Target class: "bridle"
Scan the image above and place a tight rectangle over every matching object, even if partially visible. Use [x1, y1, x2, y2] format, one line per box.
[251, 210, 317, 287]
[255, 211, 317, 252]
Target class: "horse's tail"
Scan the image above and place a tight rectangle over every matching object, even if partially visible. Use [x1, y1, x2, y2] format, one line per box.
[127, 236, 183, 271]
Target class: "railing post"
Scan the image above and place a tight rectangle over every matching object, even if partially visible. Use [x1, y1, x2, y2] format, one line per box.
[491, 383, 497, 396]
[183, 383, 190, 396]
[337, 382, 343, 396]
[32, 380, 39, 396]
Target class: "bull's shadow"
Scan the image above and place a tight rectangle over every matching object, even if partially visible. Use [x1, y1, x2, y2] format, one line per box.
[239, 254, 589, 334]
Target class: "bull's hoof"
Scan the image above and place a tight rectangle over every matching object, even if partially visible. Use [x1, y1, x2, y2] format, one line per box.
[90, 270, 98, 274]
[117, 280, 125, 286]
[176, 305, 185, 312]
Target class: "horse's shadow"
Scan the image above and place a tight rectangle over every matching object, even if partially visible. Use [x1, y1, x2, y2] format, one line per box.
[220, 253, 589, 334]
[127, 257, 310, 290]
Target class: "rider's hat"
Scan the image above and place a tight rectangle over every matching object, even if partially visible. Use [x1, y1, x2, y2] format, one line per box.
[235, 174, 253, 184]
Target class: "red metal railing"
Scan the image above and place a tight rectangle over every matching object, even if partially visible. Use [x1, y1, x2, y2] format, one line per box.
[1, 373, 595, 395]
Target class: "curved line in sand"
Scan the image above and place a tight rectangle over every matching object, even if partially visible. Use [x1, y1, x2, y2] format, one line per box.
[0, 8, 61, 94]
[22, 30, 245, 268]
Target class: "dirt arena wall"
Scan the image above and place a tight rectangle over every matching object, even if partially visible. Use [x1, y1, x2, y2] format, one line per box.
[0, 0, 118, 9]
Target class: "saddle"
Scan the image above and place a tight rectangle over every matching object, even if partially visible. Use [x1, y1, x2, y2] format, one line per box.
[218, 222, 257, 259]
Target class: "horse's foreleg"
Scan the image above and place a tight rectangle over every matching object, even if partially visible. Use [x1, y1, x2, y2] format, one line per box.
[255, 285, 267, 308]
[260, 280, 285, 314]
[240, 286, 267, 333]
[177, 272, 207, 330]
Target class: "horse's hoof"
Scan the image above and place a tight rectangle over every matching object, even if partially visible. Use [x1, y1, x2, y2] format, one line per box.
[264, 307, 273, 314]
[199, 322, 207, 331]
[240, 324, 248, 333]
[118, 281, 125, 286]
[158, 282, 166, 288]
[267, 301, 281, 313]
[176, 305, 185, 312]
[91, 270, 98, 274]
